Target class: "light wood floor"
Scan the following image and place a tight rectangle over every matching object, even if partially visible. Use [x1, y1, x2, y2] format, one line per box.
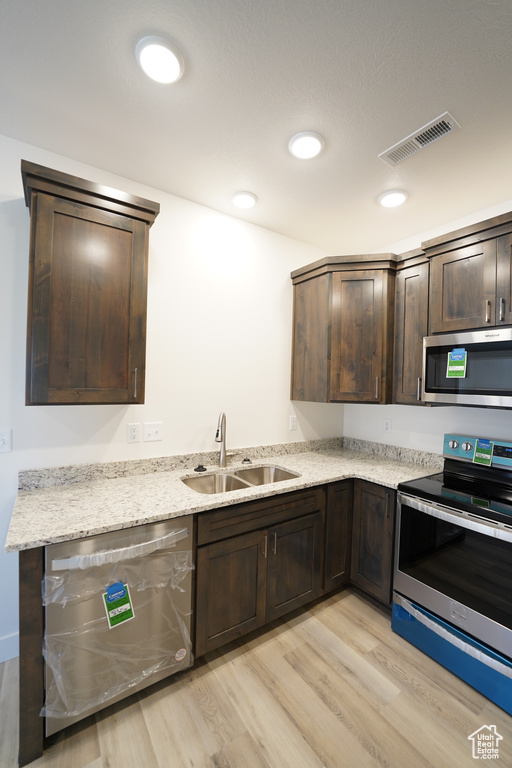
[2, 589, 511, 767]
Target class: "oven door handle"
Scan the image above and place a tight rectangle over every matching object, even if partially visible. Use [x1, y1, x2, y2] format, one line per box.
[398, 492, 512, 543]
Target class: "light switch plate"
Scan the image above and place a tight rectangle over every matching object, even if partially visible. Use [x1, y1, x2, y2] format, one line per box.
[143, 422, 163, 442]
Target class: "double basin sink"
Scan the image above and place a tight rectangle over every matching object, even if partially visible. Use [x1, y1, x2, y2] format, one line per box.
[182, 464, 300, 495]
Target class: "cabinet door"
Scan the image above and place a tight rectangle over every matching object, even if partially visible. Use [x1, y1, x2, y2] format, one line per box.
[266, 512, 322, 622]
[195, 530, 267, 656]
[496, 233, 512, 325]
[291, 274, 330, 402]
[351, 480, 395, 604]
[429, 241, 496, 333]
[324, 481, 353, 592]
[393, 262, 429, 404]
[329, 271, 391, 402]
[26, 194, 148, 404]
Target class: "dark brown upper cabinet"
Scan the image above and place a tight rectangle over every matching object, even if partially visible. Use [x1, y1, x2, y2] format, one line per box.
[22, 161, 160, 405]
[424, 212, 512, 334]
[393, 250, 429, 405]
[291, 255, 396, 403]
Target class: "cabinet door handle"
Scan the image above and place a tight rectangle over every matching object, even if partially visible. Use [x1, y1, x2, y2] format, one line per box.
[485, 300, 492, 323]
[385, 493, 391, 519]
[262, 533, 268, 558]
[375, 377, 379, 400]
[416, 378, 422, 401]
[500, 297, 505, 322]
[272, 532, 277, 555]
[133, 368, 138, 399]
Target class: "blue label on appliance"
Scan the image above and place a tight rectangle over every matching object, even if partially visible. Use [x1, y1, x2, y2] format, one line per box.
[449, 348, 466, 361]
[105, 582, 127, 603]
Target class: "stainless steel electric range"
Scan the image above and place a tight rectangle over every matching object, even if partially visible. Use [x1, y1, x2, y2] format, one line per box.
[392, 433, 512, 715]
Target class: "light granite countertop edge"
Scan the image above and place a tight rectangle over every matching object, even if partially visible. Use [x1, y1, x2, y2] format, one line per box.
[6, 442, 442, 553]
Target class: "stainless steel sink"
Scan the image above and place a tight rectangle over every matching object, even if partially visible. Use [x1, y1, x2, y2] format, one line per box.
[181, 473, 251, 494]
[181, 465, 300, 494]
[233, 465, 300, 485]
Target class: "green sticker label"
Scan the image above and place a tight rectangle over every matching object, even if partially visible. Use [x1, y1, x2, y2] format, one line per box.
[103, 582, 135, 629]
[473, 439, 493, 467]
[446, 348, 467, 378]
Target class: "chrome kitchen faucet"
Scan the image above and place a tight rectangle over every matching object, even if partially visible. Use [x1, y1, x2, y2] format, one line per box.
[215, 412, 227, 468]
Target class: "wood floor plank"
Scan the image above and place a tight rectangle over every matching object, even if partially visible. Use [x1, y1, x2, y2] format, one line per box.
[295, 614, 401, 707]
[245, 634, 378, 768]
[0, 658, 19, 768]
[210, 651, 326, 768]
[211, 731, 273, 768]
[95, 696, 159, 768]
[138, 673, 219, 767]
[285, 640, 439, 768]
[384, 689, 496, 768]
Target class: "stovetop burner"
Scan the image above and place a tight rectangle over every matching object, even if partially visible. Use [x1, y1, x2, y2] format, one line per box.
[398, 437, 512, 527]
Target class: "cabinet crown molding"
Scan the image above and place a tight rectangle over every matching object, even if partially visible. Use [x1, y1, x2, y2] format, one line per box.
[21, 160, 160, 226]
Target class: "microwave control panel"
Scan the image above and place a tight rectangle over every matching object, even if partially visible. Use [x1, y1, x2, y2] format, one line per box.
[443, 433, 512, 468]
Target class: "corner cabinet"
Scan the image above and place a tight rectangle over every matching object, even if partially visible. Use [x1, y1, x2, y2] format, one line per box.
[350, 480, 396, 605]
[424, 212, 512, 333]
[291, 255, 396, 403]
[21, 160, 160, 405]
[393, 250, 429, 404]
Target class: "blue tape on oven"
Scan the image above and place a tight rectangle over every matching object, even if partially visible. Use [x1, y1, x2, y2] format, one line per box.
[392, 601, 512, 716]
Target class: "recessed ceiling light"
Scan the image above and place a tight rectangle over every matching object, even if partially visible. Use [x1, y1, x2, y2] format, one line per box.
[288, 132, 324, 159]
[232, 192, 257, 209]
[135, 36, 184, 83]
[378, 189, 408, 208]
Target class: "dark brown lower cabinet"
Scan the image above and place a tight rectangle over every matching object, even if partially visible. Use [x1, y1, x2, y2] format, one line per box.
[266, 513, 322, 622]
[350, 479, 396, 604]
[195, 488, 324, 656]
[324, 480, 353, 592]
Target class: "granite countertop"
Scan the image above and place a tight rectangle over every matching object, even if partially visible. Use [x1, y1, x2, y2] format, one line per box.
[6, 439, 442, 552]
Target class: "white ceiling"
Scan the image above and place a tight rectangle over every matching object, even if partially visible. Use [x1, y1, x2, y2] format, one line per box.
[1, 0, 512, 254]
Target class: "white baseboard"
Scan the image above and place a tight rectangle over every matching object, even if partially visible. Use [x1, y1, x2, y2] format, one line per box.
[0, 632, 19, 663]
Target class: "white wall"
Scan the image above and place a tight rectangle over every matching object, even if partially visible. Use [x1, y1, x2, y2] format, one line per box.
[0, 133, 343, 661]
[345, 197, 512, 453]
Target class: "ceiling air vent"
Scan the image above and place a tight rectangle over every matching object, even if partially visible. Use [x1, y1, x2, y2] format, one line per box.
[379, 112, 461, 166]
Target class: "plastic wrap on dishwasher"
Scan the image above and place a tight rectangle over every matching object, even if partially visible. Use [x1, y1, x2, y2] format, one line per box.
[41, 541, 194, 720]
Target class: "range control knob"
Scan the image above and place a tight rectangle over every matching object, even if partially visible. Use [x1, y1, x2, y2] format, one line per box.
[448, 440, 459, 450]
[462, 441, 473, 452]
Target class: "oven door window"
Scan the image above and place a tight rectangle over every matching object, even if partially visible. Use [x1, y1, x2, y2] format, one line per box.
[398, 503, 512, 631]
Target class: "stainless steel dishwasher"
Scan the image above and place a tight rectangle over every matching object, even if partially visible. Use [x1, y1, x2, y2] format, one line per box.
[43, 516, 194, 736]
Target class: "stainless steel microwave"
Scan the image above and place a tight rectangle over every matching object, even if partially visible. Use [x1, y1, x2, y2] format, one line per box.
[422, 327, 512, 408]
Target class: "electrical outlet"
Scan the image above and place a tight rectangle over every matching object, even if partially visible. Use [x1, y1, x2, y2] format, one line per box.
[289, 415, 297, 431]
[143, 422, 163, 442]
[384, 418, 392, 433]
[127, 423, 141, 443]
[0, 429, 12, 453]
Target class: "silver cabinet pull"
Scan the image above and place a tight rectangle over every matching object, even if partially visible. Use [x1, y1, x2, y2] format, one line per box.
[500, 297, 505, 322]
[417, 378, 422, 401]
[375, 377, 379, 400]
[486, 300, 492, 323]
[262, 533, 268, 559]
[133, 368, 138, 398]
[272, 532, 277, 555]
